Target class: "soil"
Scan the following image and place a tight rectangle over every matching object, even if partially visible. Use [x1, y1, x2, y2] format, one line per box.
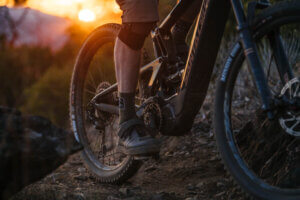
[11, 103, 247, 200]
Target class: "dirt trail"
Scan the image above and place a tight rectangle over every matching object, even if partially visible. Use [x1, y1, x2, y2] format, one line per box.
[12, 109, 247, 200]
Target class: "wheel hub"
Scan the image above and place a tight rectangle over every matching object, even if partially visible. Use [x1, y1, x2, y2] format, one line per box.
[279, 77, 300, 137]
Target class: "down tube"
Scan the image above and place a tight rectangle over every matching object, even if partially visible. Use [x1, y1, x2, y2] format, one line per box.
[169, 0, 231, 135]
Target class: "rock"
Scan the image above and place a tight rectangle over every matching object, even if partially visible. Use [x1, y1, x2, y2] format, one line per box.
[164, 151, 173, 157]
[49, 173, 66, 182]
[74, 175, 88, 181]
[215, 191, 226, 197]
[209, 156, 218, 161]
[151, 192, 175, 200]
[217, 182, 224, 187]
[196, 182, 204, 188]
[119, 187, 131, 196]
[185, 197, 198, 200]
[123, 197, 140, 200]
[187, 191, 197, 195]
[0, 106, 82, 199]
[73, 193, 85, 200]
[70, 160, 83, 165]
[106, 196, 121, 200]
[144, 165, 157, 173]
[202, 103, 210, 111]
[166, 137, 180, 152]
[77, 167, 86, 173]
[151, 194, 164, 200]
[186, 183, 196, 191]
[197, 138, 207, 145]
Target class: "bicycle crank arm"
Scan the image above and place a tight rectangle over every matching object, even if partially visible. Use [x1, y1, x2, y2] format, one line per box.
[95, 103, 119, 115]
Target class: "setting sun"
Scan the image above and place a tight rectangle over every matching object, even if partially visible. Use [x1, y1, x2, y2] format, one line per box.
[1, 0, 122, 27]
[78, 9, 96, 22]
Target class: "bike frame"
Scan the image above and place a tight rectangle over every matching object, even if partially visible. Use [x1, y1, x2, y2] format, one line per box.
[94, 0, 292, 136]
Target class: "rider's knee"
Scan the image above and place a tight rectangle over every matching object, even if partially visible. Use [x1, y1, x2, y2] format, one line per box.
[118, 22, 156, 50]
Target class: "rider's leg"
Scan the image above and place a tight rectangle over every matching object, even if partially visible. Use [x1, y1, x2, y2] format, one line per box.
[114, 0, 160, 155]
[115, 22, 156, 123]
[114, 38, 140, 123]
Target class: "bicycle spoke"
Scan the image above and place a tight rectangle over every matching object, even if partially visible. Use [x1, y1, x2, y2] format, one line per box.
[293, 82, 300, 97]
[88, 70, 97, 90]
[84, 88, 96, 95]
[291, 121, 300, 130]
[266, 54, 274, 86]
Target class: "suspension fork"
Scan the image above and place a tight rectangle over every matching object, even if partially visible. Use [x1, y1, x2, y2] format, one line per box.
[231, 0, 274, 119]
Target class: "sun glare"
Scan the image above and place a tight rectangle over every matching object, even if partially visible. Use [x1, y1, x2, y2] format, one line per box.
[1, 0, 122, 27]
[78, 9, 96, 22]
[112, 3, 121, 14]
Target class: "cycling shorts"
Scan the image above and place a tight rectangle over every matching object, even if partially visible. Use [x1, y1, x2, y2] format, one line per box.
[116, 0, 159, 23]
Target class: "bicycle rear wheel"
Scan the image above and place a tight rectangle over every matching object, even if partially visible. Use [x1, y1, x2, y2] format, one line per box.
[214, 1, 300, 199]
[70, 23, 142, 183]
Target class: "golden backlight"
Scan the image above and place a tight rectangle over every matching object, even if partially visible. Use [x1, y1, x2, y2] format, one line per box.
[0, 0, 122, 26]
[78, 9, 96, 22]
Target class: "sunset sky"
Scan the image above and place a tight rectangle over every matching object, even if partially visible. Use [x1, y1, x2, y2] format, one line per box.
[0, 0, 122, 25]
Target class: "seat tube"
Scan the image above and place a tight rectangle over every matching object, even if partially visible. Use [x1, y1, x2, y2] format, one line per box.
[231, 0, 274, 118]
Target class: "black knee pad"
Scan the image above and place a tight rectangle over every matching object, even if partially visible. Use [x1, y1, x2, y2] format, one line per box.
[118, 22, 156, 50]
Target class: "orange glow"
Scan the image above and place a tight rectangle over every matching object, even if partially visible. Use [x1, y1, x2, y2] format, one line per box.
[0, 0, 122, 26]
[78, 9, 96, 22]
[112, 3, 121, 14]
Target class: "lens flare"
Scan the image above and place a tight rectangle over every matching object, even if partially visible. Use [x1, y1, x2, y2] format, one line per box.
[112, 3, 120, 14]
[78, 9, 96, 22]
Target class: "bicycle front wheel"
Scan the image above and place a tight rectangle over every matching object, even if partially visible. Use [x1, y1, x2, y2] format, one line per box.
[214, 1, 300, 199]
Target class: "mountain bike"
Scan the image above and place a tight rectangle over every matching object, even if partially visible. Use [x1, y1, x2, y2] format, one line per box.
[70, 0, 300, 199]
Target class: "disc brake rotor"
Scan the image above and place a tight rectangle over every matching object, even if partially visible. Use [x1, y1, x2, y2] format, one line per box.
[87, 82, 126, 168]
[279, 77, 300, 137]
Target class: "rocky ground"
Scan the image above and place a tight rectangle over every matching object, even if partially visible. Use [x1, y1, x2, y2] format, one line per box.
[0, 106, 82, 200]
[11, 101, 247, 200]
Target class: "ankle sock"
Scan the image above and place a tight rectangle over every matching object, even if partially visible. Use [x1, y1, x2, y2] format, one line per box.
[118, 92, 136, 124]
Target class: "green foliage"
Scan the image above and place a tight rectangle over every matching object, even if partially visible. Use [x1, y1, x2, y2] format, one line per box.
[21, 66, 71, 127]
[0, 24, 87, 127]
[0, 45, 54, 106]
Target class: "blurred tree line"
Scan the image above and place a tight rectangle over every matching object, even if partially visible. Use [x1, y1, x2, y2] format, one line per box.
[0, 0, 282, 128]
[0, 24, 87, 127]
